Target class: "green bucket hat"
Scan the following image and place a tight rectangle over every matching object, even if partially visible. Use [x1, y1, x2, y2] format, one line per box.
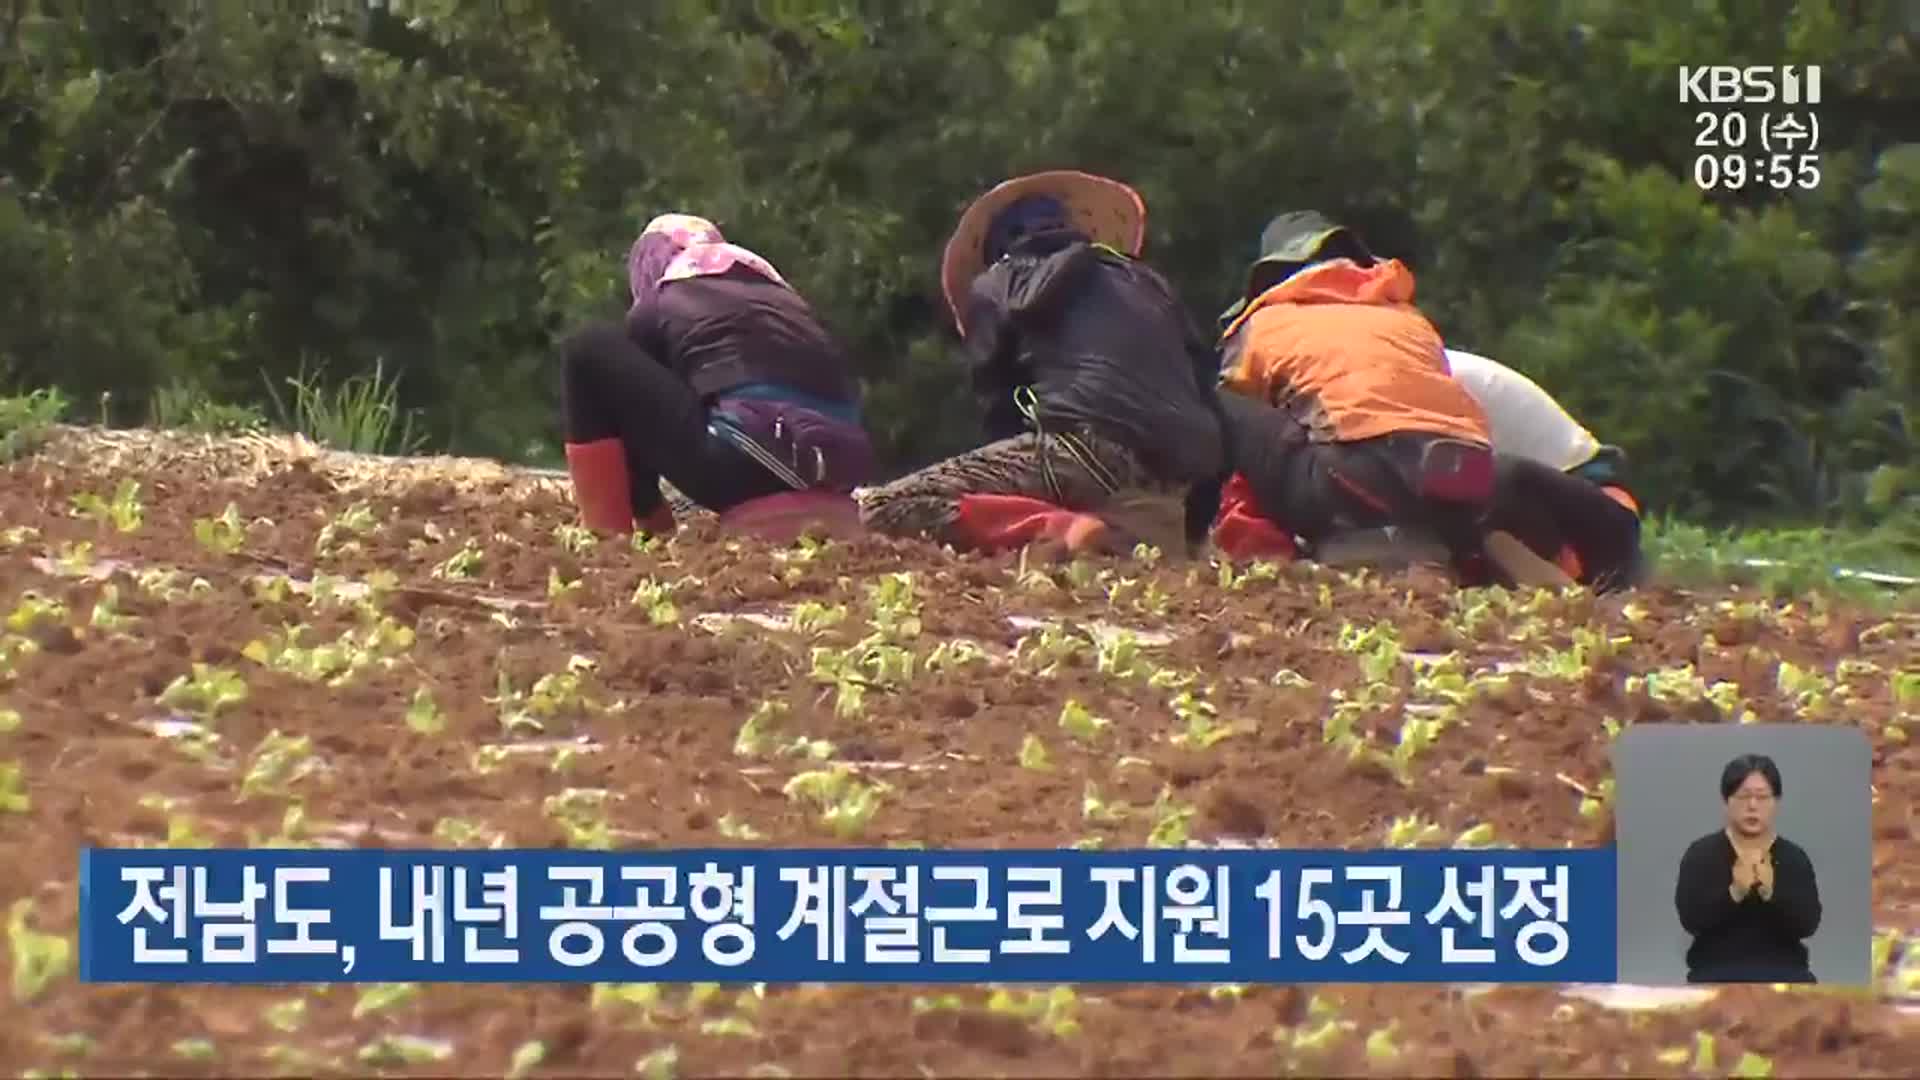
[1216, 211, 1375, 333]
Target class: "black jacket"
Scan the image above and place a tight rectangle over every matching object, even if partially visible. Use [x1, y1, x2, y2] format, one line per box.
[961, 234, 1228, 487]
[626, 268, 860, 405]
[1674, 830, 1822, 983]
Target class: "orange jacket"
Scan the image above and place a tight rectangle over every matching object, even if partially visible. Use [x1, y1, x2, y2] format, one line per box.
[1217, 259, 1491, 446]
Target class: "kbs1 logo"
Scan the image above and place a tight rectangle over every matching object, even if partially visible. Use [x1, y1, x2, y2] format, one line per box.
[1678, 65, 1822, 105]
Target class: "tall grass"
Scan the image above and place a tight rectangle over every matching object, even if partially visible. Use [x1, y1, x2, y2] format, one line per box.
[264, 358, 427, 456]
[0, 388, 68, 464]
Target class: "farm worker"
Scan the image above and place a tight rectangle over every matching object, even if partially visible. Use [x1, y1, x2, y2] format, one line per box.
[855, 171, 1229, 557]
[1210, 211, 1566, 584]
[1444, 349, 1646, 592]
[559, 213, 876, 536]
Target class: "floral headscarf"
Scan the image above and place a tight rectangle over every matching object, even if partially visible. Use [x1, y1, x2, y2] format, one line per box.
[626, 213, 789, 311]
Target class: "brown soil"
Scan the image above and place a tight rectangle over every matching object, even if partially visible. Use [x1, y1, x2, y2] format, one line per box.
[1, 427, 1917, 1077]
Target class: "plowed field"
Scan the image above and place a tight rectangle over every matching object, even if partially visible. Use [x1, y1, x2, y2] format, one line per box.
[2, 427, 1916, 1077]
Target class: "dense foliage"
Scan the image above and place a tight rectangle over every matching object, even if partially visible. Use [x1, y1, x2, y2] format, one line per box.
[3, 0, 1918, 529]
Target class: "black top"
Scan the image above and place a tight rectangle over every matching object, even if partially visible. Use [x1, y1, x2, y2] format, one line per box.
[626, 268, 860, 405]
[961, 234, 1228, 487]
[1673, 830, 1822, 983]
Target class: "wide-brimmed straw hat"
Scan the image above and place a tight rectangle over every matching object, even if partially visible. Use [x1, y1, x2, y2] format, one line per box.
[940, 170, 1147, 331]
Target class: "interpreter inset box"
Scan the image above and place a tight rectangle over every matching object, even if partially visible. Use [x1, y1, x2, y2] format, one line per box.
[1613, 723, 1871, 987]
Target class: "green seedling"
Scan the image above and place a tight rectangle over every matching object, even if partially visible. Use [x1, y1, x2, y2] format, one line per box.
[45, 540, 95, 578]
[717, 814, 763, 841]
[263, 999, 307, 1033]
[1169, 689, 1234, 749]
[433, 817, 503, 848]
[353, 982, 419, 1018]
[544, 788, 615, 849]
[0, 709, 19, 733]
[315, 502, 378, 557]
[635, 1045, 681, 1080]
[1095, 629, 1144, 678]
[1579, 778, 1617, 820]
[406, 687, 444, 734]
[1323, 680, 1393, 747]
[783, 766, 887, 838]
[1385, 815, 1445, 848]
[508, 1040, 547, 1078]
[357, 1035, 452, 1067]
[1775, 661, 1837, 719]
[771, 533, 830, 565]
[2, 634, 38, 681]
[251, 574, 295, 605]
[9, 898, 72, 1002]
[734, 700, 788, 756]
[193, 503, 247, 554]
[135, 567, 186, 602]
[864, 572, 922, 640]
[490, 666, 596, 735]
[1147, 666, 1197, 690]
[1337, 621, 1403, 684]
[1013, 622, 1090, 672]
[1018, 733, 1053, 770]
[170, 1038, 217, 1061]
[1221, 553, 1282, 588]
[1082, 782, 1126, 823]
[1059, 699, 1108, 741]
[6, 592, 66, 635]
[1453, 823, 1497, 848]
[553, 522, 598, 556]
[243, 617, 416, 687]
[1012, 546, 1058, 593]
[266, 1043, 338, 1072]
[433, 816, 488, 845]
[631, 576, 681, 624]
[1, 525, 41, 547]
[591, 981, 664, 1016]
[1389, 714, 1447, 781]
[156, 665, 248, 721]
[1145, 787, 1194, 847]
[88, 585, 132, 631]
[1063, 557, 1101, 591]
[38, 1032, 94, 1058]
[70, 480, 144, 532]
[787, 601, 847, 636]
[240, 731, 318, 800]
[986, 985, 1082, 1038]
[166, 813, 216, 848]
[1134, 579, 1171, 617]
[700, 1016, 758, 1038]
[433, 539, 485, 580]
[924, 639, 987, 672]
[548, 567, 584, 603]
[1895, 671, 1920, 710]
[1628, 664, 1755, 722]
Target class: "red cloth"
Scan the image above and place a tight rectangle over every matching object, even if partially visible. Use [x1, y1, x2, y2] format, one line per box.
[953, 494, 1104, 552]
[1209, 473, 1298, 561]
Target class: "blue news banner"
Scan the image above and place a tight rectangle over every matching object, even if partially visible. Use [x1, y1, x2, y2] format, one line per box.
[80, 848, 1618, 984]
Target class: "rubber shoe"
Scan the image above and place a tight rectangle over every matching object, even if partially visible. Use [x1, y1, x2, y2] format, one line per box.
[564, 439, 635, 534]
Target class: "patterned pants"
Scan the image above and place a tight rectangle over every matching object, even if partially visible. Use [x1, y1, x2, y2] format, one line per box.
[855, 427, 1194, 554]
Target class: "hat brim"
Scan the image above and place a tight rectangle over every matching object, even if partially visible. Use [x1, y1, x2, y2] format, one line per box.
[941, 171, 1146, 332]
